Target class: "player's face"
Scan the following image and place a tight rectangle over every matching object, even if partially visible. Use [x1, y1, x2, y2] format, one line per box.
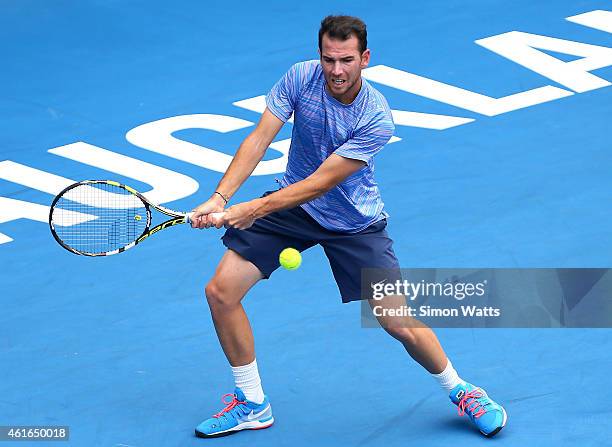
[320, 33, 370, 104]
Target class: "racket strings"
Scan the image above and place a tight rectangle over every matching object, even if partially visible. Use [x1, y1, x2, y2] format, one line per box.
[51, 183, 148, 254]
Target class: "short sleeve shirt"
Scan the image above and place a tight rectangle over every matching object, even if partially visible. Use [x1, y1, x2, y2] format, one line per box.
[266, 60, 394, 232]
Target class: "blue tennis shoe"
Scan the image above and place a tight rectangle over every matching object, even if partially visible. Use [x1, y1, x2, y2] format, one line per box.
[449, 382, 507, 437]
[195, 388, 273, 438]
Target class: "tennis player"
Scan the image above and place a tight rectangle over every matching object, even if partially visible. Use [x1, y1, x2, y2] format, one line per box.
[191, 15, 507, 438]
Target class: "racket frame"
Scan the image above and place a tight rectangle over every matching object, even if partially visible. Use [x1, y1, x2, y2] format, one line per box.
[49, 180, 189, 257]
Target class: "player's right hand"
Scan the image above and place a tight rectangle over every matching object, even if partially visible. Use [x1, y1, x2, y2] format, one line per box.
[191, 194, 226, 229]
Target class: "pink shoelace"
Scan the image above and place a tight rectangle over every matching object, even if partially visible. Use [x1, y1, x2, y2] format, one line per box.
[213, 393, 247, 418]
[457, 388, 487, 419]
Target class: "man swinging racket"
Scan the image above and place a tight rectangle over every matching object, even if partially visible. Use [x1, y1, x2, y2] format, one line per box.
[190, 15, 507, 439]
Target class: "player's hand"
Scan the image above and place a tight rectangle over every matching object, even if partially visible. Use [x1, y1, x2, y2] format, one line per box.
[191, 194, 226, 229]
[219, 201, 259, 230]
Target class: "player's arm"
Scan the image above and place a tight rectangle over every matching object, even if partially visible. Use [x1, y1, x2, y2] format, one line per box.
[191, 108, 284, 227]
[220, 154, 365, 229]
[254, 154, 365, 214]
[215, 108, 284, 201]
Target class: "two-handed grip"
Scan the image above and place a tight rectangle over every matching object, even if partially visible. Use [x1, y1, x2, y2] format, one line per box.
[184, 212, 226, 224]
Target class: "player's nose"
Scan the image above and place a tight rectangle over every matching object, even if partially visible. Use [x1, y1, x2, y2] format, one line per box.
[331, 62, 343, 76]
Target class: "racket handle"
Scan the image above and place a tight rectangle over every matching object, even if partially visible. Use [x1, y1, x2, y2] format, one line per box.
[184, 212, 226, 224]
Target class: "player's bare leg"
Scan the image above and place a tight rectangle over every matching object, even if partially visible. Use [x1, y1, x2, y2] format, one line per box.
[368, 295, 507, 437]
[196, 249, 274, 438]
[368, 295, 447, 374]
[205, 249, 263, 366]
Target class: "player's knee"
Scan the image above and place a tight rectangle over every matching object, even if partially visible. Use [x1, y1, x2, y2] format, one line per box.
[204, 279, 234, 310]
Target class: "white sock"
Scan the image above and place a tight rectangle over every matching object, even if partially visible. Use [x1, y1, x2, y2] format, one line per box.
[432, 359, 464, 393]
[231, 359, 265, 404]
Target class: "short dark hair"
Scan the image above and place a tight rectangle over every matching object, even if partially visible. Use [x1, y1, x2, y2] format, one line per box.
[318, 15, 367, 54]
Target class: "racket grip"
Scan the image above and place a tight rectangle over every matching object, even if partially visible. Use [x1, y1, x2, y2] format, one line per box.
[184, 212, 226, 224]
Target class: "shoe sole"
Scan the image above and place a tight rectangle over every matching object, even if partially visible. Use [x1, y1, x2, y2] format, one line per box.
[482, 407, 507, 438]
[195, 418, 274, 438]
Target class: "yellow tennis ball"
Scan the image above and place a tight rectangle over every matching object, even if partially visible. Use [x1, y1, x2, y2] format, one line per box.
[134, 214, 142, 221]
[279, 248, 301, 270]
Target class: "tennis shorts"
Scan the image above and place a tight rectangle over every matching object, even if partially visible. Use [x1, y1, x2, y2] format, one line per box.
[221, 191, 400, 303]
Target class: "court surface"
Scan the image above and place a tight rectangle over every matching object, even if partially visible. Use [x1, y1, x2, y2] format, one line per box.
[1, 1, 611, 446]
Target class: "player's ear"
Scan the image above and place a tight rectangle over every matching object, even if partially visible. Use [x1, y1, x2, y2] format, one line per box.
[360, 49, 371, 68]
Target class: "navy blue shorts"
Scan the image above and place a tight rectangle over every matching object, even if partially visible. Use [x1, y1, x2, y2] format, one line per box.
[221, 192, 400, 303]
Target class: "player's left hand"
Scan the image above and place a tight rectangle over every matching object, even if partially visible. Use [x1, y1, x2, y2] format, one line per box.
[216, 201, 259, 230]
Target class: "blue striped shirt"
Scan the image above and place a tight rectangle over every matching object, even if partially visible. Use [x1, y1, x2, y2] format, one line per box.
[266, 60, 394, 232]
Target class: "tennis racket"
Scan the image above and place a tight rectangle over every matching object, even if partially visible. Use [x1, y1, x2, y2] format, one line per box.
[48, 180, 224, 256]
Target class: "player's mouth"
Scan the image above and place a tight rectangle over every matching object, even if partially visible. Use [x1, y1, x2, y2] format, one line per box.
[332, 78, 346, 86]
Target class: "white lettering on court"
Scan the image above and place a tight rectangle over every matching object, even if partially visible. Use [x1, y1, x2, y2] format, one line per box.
[476, 31, 612, 93]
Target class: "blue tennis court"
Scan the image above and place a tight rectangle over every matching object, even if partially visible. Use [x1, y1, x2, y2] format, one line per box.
[1, 1, 611, 445]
